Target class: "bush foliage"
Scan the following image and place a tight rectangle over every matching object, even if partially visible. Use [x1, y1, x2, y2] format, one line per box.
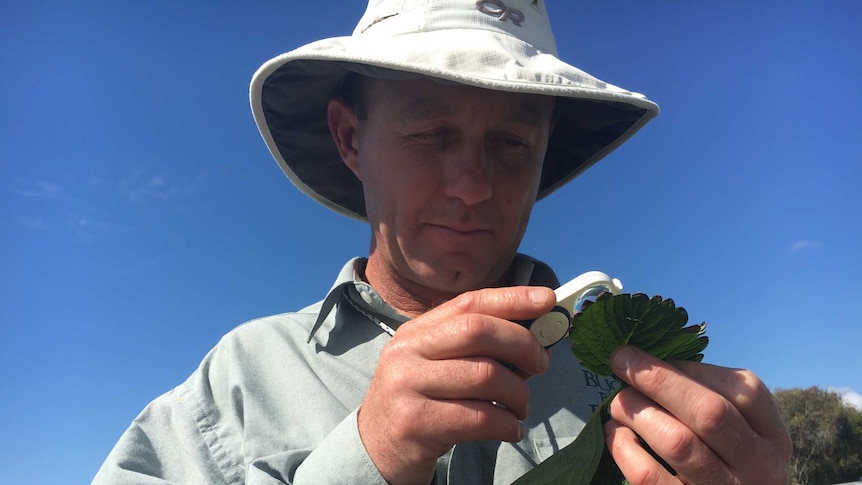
[774, 386, 862, 485]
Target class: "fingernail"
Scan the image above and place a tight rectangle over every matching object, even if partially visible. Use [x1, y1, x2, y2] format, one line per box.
[601, 402, 613, 422]
[518, 422, 526, 441]
[530, 287, 551, 305]
[612, 346, 638, 372]
[540, 348, 550, 369]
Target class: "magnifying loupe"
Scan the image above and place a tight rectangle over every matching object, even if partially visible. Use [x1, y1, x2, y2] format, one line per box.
[525, 271, 624, 348]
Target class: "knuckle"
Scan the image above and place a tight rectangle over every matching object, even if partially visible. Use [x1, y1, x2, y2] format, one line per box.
[661, 425, 698, 462]
[453, 287, 523, 314]
[494, 287, 523, 311]
[635, 365, 670, 391]
[453, 290, 480, 312]
[632, 468, 663, 485]
[612, 386, 637, 416]
[609, 431, 662, 485]
[384, 360, 415, 390]
[622, 457, 663, 485]
[692, 394, 733, 434]
[379, 338, 409, 364]
[465, 357, 496, 387]
[731, 369, 769, 404]
[455, 313, 492, 341]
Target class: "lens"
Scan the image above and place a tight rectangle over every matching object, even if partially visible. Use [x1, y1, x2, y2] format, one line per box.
[574, 284, 612, 313]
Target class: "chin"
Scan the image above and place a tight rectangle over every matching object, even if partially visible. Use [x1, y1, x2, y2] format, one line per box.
[416, 262, 502, 293]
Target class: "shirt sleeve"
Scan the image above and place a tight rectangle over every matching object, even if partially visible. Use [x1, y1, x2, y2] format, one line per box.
[93, 392, 388, 485]
[91, 387, 238, 484]
[246, 409, 387, 485]
[92, 324, 389, 484]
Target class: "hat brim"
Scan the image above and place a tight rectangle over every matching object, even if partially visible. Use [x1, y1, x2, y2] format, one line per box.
[250, 28, 659, 221]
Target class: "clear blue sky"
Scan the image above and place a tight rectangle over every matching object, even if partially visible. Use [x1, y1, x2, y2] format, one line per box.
[2, 2, 860, 483]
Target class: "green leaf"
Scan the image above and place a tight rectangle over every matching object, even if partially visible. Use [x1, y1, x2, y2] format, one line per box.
[513, 293, 708, 485]
[569, 293, 707, 378]
[511, 392, 617, 485]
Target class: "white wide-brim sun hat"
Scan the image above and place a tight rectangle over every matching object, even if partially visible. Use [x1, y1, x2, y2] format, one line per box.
[250, 0, 659, 221]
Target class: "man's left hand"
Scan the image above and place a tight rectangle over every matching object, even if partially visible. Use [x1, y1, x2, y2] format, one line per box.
[605, 346, 792, 485]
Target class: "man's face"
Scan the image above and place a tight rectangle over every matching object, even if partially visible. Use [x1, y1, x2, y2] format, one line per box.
[341, 78, 555, 296]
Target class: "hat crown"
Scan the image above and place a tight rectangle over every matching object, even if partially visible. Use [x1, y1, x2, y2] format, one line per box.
[354, 0, 558, 55]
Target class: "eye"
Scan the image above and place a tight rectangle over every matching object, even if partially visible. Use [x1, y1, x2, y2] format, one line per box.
[505, 138, 530, 148]
[490, 134, 532, 151]
[408, 132, 438, 141]
[408, 128, 455, 143]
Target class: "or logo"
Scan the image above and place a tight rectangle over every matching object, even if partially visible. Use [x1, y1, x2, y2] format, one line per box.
[475, 0, 525, 27]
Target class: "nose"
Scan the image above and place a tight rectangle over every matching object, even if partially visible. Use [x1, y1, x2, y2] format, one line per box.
[442, 141, 493, 206]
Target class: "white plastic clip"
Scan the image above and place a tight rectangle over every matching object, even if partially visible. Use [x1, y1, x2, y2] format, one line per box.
[527, 271, 623, 347]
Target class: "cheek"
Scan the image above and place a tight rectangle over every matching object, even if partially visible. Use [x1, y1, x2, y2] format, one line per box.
[501, 167, 542, 206]
[497, 168, 541, 230]
[495, 188, 537, 238]
[363, 162, 435, 229]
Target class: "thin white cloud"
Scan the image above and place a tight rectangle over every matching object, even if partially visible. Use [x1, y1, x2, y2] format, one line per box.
[21, 217, 49, 231]
[12, 180, 62, 199]
[37, 181, 60, 194]
[827, 386, 862, 410]
[789, 240, 818, 253]
[65, 213, 118, 242]
[117, 166, 227, 208]
[11, 167, 225, 240]
[119, 171, 177, 204]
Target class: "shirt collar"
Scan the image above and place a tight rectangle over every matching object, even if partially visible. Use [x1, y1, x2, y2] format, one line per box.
[307, 255, 557, 342]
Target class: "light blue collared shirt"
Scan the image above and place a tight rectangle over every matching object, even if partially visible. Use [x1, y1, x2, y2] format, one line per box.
[93, 256, 616, 484]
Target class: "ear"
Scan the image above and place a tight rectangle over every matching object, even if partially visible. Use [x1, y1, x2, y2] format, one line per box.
[327, 98, 362, 180]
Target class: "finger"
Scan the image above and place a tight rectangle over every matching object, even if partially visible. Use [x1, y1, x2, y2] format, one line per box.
[610, 346, 759, 466]
[420, 286, 556, 324]
[515, 347, 552, 380]
[394, 286, 555, 374]
[405, 313, 551, 375]
[672, 361, 789, 442]
[359, 394, 524, 467]
[604, 420, 678, 485]
[423, 398, 526, 445]
[414, 356, 531, 419]
[610, 386, 735, 484]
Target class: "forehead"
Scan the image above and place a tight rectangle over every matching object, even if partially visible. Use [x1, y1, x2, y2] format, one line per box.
[364, 77, 555, 123]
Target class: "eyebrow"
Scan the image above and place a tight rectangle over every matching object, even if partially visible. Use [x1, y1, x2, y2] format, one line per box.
[396, 97, 551, 125]
[397, 98, 454, 121]
[505, 101, 553, 124]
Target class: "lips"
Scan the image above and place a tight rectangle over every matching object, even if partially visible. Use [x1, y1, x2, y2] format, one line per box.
[426, 223, 490, 236]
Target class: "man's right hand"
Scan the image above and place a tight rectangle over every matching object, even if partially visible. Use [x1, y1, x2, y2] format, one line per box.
[357, 286, 556, 485]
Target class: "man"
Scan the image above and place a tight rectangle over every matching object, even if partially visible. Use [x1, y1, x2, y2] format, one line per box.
[94, 1, 791, 484]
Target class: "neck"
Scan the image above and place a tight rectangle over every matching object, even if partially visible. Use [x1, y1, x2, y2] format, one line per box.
[362, 257, 513, 318]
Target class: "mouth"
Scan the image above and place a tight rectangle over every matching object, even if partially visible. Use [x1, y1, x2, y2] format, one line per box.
[426, 223, 491, 237]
